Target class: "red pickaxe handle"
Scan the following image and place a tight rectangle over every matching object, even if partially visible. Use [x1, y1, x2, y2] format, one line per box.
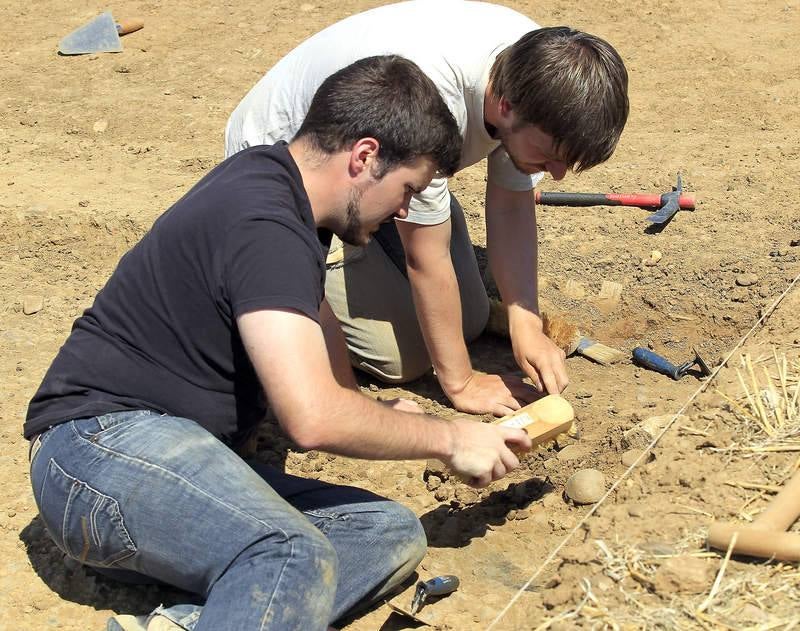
[534, 191, 696, 210]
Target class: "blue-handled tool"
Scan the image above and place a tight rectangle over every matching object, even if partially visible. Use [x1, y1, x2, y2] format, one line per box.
[632, 347, 711, 380]
[410, 575, 460, 615]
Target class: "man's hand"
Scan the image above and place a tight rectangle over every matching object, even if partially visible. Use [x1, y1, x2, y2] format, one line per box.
[509, 315, 568, 394]
[443, 416, 532, 488]
[485, 184, 569, 395]
[445, 371, 540, 417]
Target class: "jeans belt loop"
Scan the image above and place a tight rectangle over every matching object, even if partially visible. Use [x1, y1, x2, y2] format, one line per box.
[29, 432, 44, 464]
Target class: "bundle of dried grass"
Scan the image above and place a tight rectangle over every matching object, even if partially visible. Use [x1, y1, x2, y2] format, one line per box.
[715, 349, 800, 454]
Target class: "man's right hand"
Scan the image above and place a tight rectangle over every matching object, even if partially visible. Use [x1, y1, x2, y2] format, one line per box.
[443, 416, 532, 488]
[445, 371, 540, 417]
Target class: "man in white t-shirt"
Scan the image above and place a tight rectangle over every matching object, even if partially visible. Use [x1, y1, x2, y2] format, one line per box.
[225, 0, 629, 417]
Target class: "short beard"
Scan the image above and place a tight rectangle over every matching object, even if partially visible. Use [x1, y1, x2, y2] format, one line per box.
[338, 187, 365, 246]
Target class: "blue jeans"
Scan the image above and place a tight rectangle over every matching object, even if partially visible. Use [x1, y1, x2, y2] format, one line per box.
[29, 410, 426, 630]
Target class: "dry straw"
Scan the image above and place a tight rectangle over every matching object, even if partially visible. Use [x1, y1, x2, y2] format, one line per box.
[714, 349, 800, 454]
[485, 272, 800, 630]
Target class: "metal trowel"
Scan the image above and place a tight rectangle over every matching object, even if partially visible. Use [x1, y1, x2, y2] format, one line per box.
[58, 11, 143, 55]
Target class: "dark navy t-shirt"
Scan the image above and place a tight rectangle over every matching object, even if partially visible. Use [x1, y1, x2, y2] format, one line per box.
[25, 143, 330, 443]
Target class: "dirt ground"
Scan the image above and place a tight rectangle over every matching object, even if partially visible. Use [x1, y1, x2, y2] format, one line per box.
[2, 0, 800, 629]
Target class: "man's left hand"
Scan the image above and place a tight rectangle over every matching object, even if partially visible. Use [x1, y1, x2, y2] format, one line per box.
[510, 324, 569, 395]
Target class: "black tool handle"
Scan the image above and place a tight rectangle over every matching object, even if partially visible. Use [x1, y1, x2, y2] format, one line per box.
[535, 191, 695, 210]
[632, 347, 682, 380]
[536, 192, 621, 207]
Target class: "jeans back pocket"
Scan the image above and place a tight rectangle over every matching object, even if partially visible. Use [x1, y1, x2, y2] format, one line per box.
[38, 458, 137, 567]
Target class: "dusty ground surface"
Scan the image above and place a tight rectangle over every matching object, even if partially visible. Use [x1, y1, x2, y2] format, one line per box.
[2, 0, 800, 629]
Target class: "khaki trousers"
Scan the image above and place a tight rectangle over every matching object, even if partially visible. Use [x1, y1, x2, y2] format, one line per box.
[324, 195, 489, 383]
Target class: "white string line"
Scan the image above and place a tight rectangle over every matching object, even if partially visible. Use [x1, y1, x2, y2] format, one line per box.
[486, 270, 800, 630]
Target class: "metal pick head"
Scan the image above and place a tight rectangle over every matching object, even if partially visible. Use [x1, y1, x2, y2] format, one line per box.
[410, 582, 426, 615]
[645, 173, 684, 225]
[692, 346, 712, 376]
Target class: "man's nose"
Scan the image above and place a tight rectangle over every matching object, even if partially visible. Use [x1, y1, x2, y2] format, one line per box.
[547, 161, 568, 181]
[395, 194, 413, 218]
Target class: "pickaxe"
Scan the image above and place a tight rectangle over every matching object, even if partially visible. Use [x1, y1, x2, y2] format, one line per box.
[534, 174, 695, 226]
[707, 469, 800, 561]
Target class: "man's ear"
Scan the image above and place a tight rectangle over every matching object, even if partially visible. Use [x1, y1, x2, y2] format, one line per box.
[348, 138, 380, 178]
[498, 96, 514, 120]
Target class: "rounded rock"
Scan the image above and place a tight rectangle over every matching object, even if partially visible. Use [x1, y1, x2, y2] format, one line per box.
[621, 449, 646, 467]
[564, 469, 606, 505]
[735, 272, 758, 287]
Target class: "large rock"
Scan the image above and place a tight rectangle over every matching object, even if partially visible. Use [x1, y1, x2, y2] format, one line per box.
[564, 469, 606, 505]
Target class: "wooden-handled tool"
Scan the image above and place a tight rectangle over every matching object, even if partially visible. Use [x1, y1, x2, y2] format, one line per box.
[493, 395, 575, 447]
[486, 298, 625, 365]
[116, 19, 145, 36]
[707, 470, 800, 561]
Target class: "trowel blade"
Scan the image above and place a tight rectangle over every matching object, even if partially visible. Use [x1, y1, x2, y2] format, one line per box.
[58, 11, 122, 55]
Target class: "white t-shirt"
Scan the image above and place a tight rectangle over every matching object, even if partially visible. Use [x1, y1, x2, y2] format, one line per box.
[225, 0, 544, 225]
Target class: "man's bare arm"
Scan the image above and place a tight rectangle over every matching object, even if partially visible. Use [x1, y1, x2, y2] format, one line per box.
[237, 308, 532, 487]
[485, 181, 568, 394]
[397, 219, 539, 416]
[319, 297, 358, 390]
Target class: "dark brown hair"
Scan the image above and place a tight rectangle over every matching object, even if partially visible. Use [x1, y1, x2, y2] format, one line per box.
[295, 55, 461, 177]
[490, 27, 629, 172]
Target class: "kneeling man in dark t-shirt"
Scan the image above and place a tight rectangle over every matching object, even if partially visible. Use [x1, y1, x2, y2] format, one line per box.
[25, 56, 534, 631]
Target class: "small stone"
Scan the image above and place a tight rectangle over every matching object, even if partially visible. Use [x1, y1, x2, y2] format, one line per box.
[564, 469, 606, 504]
[455, 487, 479, 505]
[542, 583, 576, 609]
[434, 487, 451, 502]
[556, 444, 583, 462]
[424, 459, 448, 479]
[542, 492, 562, 508]
[627, 504, 646, 518]
[643, 250, 663, 266]
[515, 509, 530, 520]
[22, 295, 43, 315]
[7, 509, 16, 518]
[92, 119, 108, 133]
[425, 475, 442, 491]
[652, 556, 715, 594]
[368, 384, 378, 392]
[621, 449, 646, 467]
[624, 414, 687, 448]
[735, 272, 758, 287]
[507, 509, 518, 520]
[560, 543, 596, 564]
[78, 199, 90, 207]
